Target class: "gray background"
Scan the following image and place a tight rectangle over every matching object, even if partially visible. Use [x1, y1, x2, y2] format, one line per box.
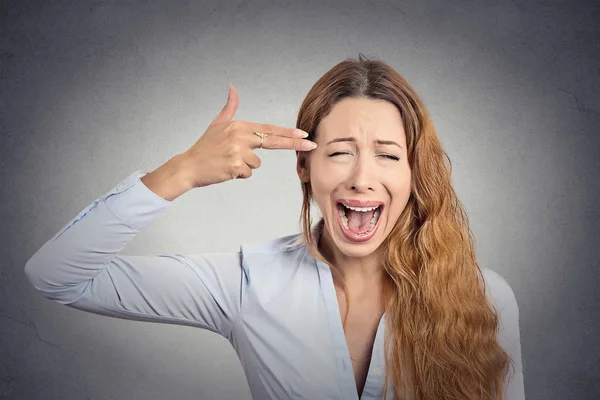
[2, 0, 599, 399]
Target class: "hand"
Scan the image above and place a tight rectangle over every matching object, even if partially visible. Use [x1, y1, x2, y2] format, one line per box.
[180, 84, 318, 188]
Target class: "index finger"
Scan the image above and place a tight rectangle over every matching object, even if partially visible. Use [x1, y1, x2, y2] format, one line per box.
[243, 122, 317, 151]
[244, 121, 309, 139]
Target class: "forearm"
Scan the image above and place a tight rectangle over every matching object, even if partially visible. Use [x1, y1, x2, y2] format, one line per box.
[24, 170, 172, 304]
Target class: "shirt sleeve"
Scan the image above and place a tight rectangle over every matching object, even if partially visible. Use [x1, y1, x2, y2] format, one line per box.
[24, 170, 246, 339]
[484, 269, 526, 400]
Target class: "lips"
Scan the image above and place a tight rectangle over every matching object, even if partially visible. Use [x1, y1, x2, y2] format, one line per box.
[337, 199, 384, 208]
[333, 200, 384, 243]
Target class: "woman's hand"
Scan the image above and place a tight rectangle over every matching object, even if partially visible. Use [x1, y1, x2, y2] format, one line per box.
[141, 85, 317, 201]
[180, 84, 317, 189]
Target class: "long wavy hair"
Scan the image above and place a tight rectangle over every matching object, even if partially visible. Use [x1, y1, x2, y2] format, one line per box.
[295, 54, 514, 399]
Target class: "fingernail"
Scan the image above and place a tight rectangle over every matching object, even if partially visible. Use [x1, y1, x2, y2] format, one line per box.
[294, 129, 309, 138]
[303, 141, 318, 150]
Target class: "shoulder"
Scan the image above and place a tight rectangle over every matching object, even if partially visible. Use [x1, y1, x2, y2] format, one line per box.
[240, 231, 305, 255]
[236, 232, 318, 301]
[481, 269, 526, 398]
[237, 231, 309, 279]
[481, 268, 522, 355]
[481, 267, 519, 316]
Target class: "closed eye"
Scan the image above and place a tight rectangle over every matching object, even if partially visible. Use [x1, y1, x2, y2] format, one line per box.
[328, 152, 399, 161]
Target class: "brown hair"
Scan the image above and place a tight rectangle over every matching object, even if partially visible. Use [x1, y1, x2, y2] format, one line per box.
[295, 54, 514, 399]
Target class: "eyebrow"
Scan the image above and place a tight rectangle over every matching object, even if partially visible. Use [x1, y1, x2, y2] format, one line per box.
[326, 137, 403, 149]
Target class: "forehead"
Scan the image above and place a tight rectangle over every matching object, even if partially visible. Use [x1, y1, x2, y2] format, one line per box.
[317, 97, 405, 139]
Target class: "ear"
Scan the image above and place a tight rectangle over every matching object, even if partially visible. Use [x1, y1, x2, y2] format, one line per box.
[296, 150, 310, 183]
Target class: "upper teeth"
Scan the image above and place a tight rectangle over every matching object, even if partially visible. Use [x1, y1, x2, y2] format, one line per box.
[340, 204, 380, 212]
[338, 203, 382, 231]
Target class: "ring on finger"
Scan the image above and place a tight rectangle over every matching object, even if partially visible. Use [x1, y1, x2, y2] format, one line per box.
[254, 132, 268, 149]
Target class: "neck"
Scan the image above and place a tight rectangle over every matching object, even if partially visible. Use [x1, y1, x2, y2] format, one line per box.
[317, 220, 385, 289]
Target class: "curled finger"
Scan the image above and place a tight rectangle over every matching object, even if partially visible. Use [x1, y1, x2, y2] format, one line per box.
[244, 150, 262, 169]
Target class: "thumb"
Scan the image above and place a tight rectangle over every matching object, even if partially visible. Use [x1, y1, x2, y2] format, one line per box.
[211, 84, 239, 125]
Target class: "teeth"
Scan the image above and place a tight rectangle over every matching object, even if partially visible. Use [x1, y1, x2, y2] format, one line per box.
[338, 204, 349, 228]
[342, 204, 380, 212]
[369, 208, 381, 229]
[337, 204, 381, 232]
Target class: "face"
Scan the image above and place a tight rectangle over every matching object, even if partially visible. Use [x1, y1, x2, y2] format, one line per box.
[297, 97, 412, 262]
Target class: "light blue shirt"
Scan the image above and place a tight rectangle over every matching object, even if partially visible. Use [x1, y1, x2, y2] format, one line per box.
[24, 170, 525, 400]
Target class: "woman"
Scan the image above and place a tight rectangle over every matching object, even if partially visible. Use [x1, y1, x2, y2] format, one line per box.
[24, 55, 524, 399]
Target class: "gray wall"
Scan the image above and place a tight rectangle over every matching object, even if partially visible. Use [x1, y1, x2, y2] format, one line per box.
[2, 0, 599, 399]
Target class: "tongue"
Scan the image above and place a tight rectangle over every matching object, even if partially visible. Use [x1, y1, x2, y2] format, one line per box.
[346, 209, 375, 234]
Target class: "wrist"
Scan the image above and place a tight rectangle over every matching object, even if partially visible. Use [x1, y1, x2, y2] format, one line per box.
[141, 154, 193, 201]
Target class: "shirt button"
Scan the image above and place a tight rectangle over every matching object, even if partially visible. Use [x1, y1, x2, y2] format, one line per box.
[372, 367, 382, 376]
[116, 183, 124, 191]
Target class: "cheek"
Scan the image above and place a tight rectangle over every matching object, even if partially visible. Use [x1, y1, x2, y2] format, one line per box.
[310, 162, 345, 189]
[395, 188, 412, 213]
[310, 176, 336, 200]
[387, 174, 412, 210]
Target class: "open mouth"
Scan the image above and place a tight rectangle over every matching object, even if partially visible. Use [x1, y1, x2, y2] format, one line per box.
[335, 201, 383, 241]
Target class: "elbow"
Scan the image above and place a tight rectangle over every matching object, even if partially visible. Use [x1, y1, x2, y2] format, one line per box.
[24, 250, 63, 300]
[24, 252, 50, 294]
[24, 252, 88, 305]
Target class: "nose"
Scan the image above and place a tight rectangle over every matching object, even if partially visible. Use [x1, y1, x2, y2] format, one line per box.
[346, 152, 376, 193]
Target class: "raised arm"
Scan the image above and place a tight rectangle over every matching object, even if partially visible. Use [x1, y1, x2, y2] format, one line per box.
[24, 169, 246, 337]
[24, 84, 316, 338]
